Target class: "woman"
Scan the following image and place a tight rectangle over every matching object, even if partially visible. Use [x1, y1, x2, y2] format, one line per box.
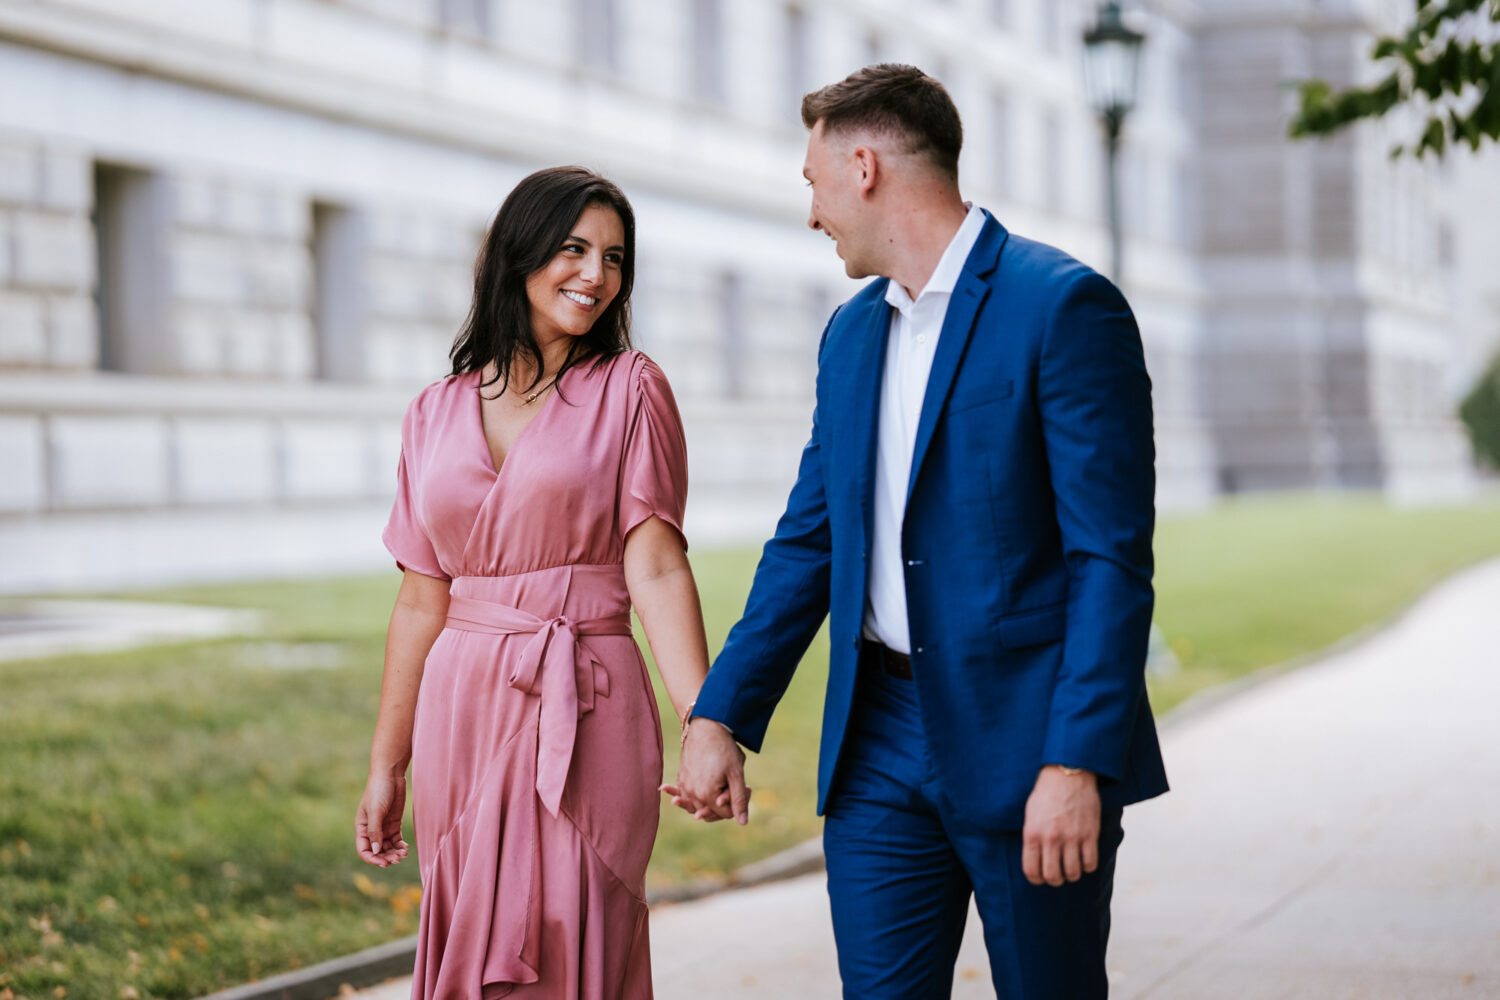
[355, 166, 721, 999]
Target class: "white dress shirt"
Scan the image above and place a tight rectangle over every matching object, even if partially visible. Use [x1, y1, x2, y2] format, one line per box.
[863, 204, 987, 654]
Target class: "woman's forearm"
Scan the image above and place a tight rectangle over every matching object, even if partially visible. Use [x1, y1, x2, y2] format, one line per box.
[369, 570, 451, 776]
[624, 519, 711, 725]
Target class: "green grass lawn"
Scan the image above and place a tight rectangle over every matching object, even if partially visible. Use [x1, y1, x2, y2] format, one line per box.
[1, 493, 1497, 997]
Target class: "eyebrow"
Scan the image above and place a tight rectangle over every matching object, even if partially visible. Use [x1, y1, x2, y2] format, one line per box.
[566, 234, 627, 253]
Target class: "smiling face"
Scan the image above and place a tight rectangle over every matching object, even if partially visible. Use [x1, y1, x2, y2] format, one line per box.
[804, 120, 873, 278]
[524, 202, 626, 348]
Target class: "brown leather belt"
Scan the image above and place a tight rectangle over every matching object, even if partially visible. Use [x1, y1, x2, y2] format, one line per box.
[861, 639, 912, 680]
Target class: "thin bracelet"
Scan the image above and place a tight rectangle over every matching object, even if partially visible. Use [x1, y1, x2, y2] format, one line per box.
[678, 699, 696, 749]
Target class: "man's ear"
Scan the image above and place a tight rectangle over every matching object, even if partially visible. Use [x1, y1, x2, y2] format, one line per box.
[851, 145, 879, 199]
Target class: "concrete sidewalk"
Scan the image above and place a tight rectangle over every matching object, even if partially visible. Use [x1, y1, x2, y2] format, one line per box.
[355, 557, 1500, 999]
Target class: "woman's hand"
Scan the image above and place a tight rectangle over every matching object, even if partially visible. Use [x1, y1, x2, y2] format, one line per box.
[355, 771, 410, 867]
[659, 782, 748, 823]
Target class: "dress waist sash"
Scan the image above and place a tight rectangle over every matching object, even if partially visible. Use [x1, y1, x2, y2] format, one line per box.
[444, 594, 634, 817]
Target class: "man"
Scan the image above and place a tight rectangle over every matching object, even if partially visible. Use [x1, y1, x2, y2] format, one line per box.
[674, 64, 1168, 998]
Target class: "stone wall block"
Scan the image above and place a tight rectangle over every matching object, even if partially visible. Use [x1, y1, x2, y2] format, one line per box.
[281, 419, 369, 499]
[0, 291, 47, 366]
[174, 417, 277, 504]
[245, 243, 309, 309]
[173, 175, 228, 230]
[266, 190, 309, 242]
[368, 256, 430, 318]
[59, 0, 258, 49]
[171, 232, 248, 304]
[368, 210, 416, 255]
[50, 415, 170, 507]
[269, 2, 424, 91]
[276, 311, 316, 379]
[0, 416, 46, 512]
[172, 305, 228, 374]
[364, 322, 451, 384]
[47, 294, 100, 369]
[224, 184, 267, 236]
[0, 141, 39, 206]
[433, 264, 473, 321]
[363, 326, 403, 384]
[14, 211, 95, 290]
[408, 215, 442, 260]
[373, 417, 402, 488]
[0, 211, 12, 281]
[433, 219, 482, 263]
[40, 149, 91, 213]
[223, 311, 280, 376]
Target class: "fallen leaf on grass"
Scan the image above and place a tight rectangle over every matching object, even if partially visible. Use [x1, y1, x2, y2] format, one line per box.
[353, 873, 389, 899]
[390, 885, 422, 915]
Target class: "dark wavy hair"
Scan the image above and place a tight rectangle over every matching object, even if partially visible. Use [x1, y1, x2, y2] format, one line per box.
[450, 166, 635, 395]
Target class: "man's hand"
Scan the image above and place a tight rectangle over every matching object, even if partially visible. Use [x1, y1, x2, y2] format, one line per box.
[1021, 765, 1101, 887]
[666, 718, 751, 825]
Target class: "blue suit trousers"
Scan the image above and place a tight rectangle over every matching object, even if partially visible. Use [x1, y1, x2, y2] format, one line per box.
[824, 658, 1124, 999]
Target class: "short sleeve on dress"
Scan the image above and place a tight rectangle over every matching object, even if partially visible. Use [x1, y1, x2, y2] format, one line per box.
[383, 398, 451, 581]
[619, 357, 689, 550]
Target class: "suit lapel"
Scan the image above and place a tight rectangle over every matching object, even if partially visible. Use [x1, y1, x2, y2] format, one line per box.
[905, 216, 1008, 505]
[842, 286, 892, 549]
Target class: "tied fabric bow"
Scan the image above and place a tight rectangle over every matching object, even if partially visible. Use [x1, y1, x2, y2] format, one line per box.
[444, 596, 633, 817]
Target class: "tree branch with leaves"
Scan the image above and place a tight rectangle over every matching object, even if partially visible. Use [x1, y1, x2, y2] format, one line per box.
[1289, 0, 1500, 159]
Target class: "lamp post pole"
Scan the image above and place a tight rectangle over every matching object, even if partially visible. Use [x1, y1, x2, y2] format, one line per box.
[1082, 2, 1146, 286]
[1104, 109, 1124, 285]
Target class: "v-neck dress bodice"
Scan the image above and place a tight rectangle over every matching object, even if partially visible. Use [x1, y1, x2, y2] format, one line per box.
[382, 351, 687, 1000]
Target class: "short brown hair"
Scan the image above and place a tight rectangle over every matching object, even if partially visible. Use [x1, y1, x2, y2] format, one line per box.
[801, 64, 963, 181]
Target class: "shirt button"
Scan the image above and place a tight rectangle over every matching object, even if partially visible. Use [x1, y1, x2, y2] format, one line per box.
[917, 334, 928, 345]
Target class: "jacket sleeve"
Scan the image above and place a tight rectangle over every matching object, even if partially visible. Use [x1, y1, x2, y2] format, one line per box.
[690, 314, 840, 752]
[1036, 270, 1156, 782]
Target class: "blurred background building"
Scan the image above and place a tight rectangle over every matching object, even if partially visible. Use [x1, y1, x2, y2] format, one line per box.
[0, 0, 1494, 593]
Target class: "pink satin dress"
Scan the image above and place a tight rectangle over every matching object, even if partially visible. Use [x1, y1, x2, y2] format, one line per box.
[382, 351, 687, 999]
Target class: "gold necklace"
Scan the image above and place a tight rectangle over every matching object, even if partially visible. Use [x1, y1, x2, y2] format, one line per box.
[518, 375, 556, 405]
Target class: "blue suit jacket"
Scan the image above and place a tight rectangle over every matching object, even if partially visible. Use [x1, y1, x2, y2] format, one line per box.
[693, 214, 1169, 829]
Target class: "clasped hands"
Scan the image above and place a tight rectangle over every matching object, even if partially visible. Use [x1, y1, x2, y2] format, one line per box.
[660, 717, 753, 825]
[659, 718, 1103, 891]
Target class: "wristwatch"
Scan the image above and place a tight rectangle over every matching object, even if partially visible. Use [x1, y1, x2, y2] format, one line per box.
[1057, 765, 1086, 776]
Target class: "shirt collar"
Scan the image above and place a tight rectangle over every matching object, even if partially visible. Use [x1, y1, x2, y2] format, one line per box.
[884, 203, 986, 314]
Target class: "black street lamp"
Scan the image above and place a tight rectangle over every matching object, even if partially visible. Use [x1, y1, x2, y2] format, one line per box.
[1081, 1, 1146, 285]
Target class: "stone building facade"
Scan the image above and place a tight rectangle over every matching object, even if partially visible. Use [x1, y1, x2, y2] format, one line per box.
[0, 0, 1478, 593]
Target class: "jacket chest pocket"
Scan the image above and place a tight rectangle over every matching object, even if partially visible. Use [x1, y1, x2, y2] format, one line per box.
[947, 378, 1014, 415]
[942, 383, 1013, 505]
